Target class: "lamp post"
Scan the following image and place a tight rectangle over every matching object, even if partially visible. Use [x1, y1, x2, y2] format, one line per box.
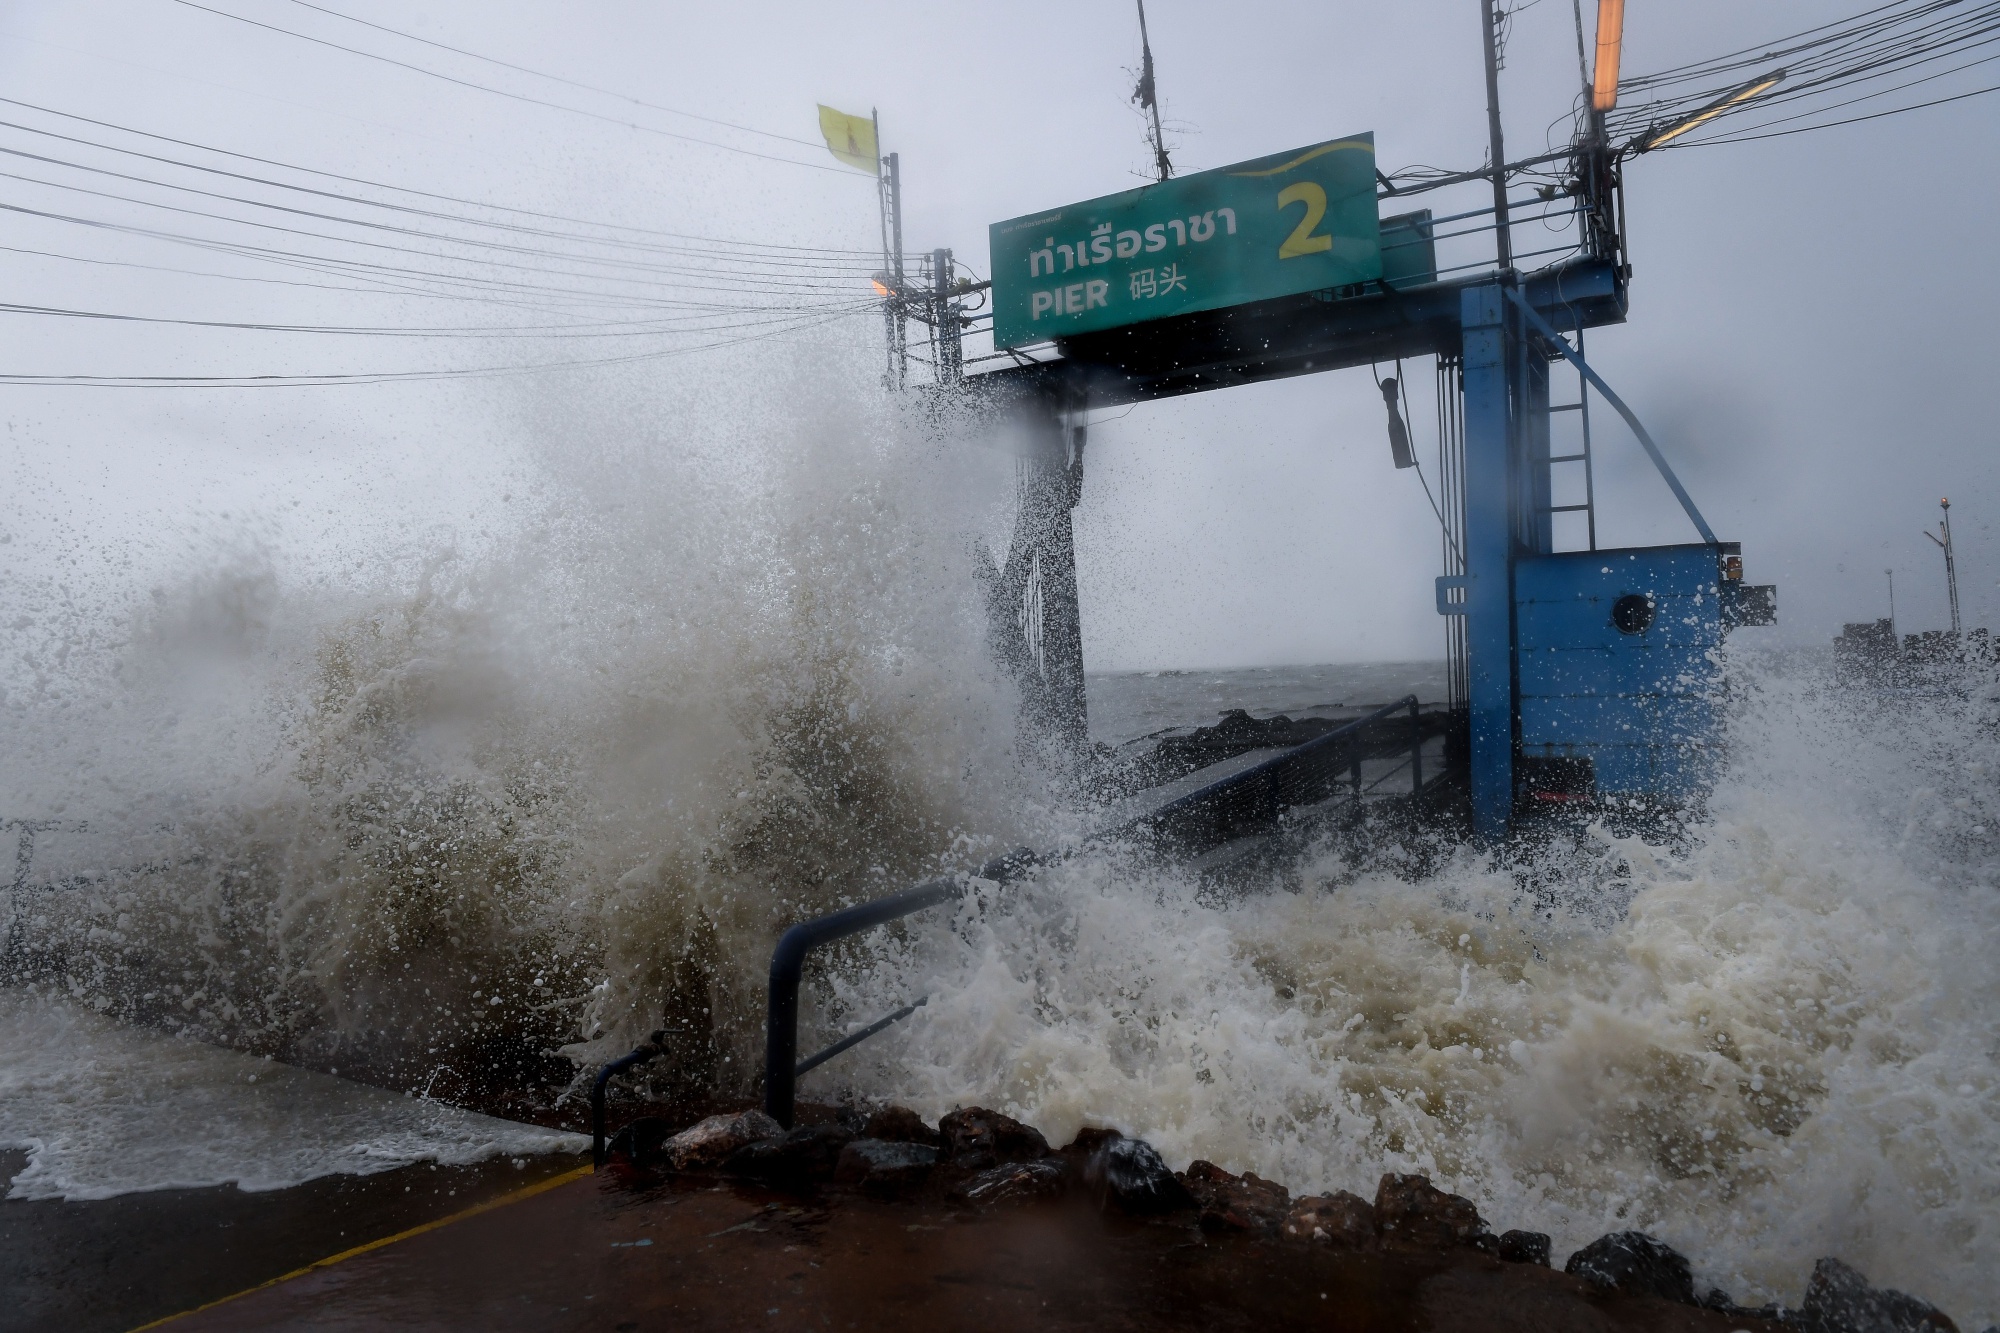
[1923, 497, 1961, 635]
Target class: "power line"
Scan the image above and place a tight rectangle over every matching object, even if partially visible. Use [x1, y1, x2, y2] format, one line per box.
[0, 304, 874, 388]
[0, 169, 869, 302]
[165, 0, 855, 175]
[0, 141, 878, 290]
[1620, 0, 1969, 92]
[0, 198, 854, 319]
[1609, 0, 2000, 142]
[0, 297, 873, 339]
[1658, 46, 2000, 140]
[0, 97, 875, 256]
[278, 0, 827, 152]
[1658, 78, 2000, 145]
[0, 240, 482, 303]
[0, 241, 842, 319]
[0, 114, 878, 270]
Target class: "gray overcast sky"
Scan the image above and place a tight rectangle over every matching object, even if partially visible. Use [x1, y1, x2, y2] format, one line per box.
[2, 1, 1996, 672]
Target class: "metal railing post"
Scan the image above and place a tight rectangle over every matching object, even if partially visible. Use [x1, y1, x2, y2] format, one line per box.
[1410, 698, 1424, 795]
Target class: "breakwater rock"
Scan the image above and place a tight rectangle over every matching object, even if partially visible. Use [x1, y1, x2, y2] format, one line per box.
[604, 1102, 1968, 1329]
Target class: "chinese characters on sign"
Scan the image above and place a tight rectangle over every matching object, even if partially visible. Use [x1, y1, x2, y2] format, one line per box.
[1127, 265, 1187, 301]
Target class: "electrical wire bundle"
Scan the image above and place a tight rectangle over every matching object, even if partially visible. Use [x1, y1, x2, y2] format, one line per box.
[1, 2, 886, 388]
[1609, 0, 2000, 150]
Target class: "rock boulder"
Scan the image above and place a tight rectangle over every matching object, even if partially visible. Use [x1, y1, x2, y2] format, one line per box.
[1563, 1231, 1696, 1305]
[1182, 1160, 1291, 1235]
[662, 1109, 783, 1172]
[1281, 1192, 1377, 1248]
[724, 1122, 854, 1186]
[1374, 1174, 1493, 1253]
[951, 1158, 1068, 1207]
[862, 1106, 944, 1148]
[834, 1138, 939, 1196]
[939, 1107, 1049, 1171]
[1083, 1135, 1197, 1214]
[1800, 1257, 1958, 1333]
[1498, 1230, 1551, 1266]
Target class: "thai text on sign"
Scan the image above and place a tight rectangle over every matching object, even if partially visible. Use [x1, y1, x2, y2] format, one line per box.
[989, 134, 1381, 349]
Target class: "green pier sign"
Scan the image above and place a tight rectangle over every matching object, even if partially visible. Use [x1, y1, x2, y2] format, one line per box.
[990, 132, 1384, 350]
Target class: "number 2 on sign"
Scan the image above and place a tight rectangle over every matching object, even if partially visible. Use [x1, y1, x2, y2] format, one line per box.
[1276, 181, 1333, 259]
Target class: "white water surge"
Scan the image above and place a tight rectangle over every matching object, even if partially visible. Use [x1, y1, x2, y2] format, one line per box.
[836, 667, 2000, 1319]
[2, 343, 1995, 1321]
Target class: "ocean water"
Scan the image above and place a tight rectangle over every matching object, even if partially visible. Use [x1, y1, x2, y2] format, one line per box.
[2, 343, 1996, 1321]
[1087, 662, 1449, 748]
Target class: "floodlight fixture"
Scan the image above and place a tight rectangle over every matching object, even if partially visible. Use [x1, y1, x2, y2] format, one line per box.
[1632, 70, 1786, 152]
[1591, 0, 1625, 111]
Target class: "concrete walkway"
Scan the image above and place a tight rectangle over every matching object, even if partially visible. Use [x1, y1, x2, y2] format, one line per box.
[149, 1169, 1779, 1333]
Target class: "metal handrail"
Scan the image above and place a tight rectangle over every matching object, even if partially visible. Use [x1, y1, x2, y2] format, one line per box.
[794, 995, 928, 1078]
[590, 1029, 667, 1167]
[762, 852, 1034, 1128]
[1106, 695, 1426, 847]
[759, 697, 1439, 1126]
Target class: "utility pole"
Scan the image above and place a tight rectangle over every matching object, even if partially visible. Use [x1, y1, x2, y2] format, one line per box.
[1924, 496, 1961, 634]
[872, 112, 907, 391]
[1133, 0, 1171, 182]
[1479, 0, 1514, 270]
[1887, 568, 1896, 635]
[887, 153, 905, 379]
[931, 248, 962, 384]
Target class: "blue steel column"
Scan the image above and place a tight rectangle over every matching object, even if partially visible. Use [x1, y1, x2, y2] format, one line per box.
[1461, 282, 1515, 839]
[1518, 351, 1553, 555]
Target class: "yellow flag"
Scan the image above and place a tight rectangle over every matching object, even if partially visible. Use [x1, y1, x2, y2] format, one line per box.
[817, 105, 878, 175]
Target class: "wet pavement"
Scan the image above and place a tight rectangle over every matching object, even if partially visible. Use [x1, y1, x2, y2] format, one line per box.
[0, 1149, 586, 1333]
[107, 1166, 1785, 1333]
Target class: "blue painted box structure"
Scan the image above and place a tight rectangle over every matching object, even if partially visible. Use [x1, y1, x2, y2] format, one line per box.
[1514, 544, 1729, 801]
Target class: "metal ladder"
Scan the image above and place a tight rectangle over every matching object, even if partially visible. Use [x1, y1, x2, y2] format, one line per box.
[1545, 327, 1598, 550]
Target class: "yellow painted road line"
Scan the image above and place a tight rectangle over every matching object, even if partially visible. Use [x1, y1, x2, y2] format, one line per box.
[127, 1161, 596, 1332]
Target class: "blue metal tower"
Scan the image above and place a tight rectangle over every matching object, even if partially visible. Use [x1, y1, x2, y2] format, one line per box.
[972, 163, 1773, 840]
